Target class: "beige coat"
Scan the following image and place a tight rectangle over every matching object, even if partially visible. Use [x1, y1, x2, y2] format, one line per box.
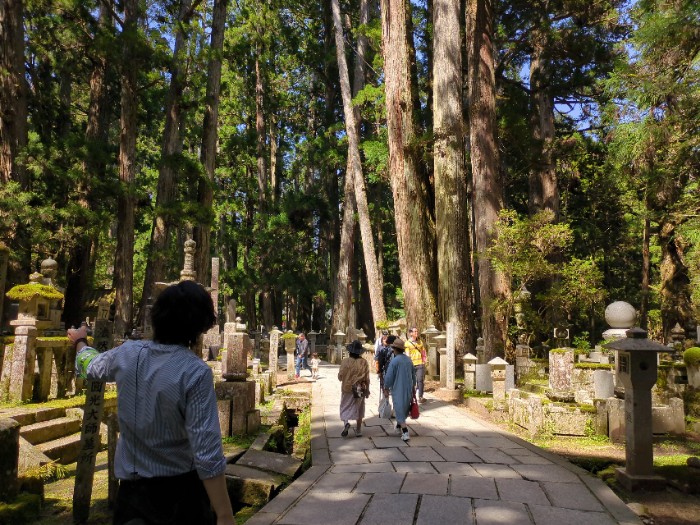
[338, 356, 370, 394]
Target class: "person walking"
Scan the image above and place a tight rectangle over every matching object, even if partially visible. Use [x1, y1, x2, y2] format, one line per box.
[374, 334, 396, 391]
[338, 340, 370, 437]
[67, 281, 235, 525]
[295, 332, 312, 378]
[383, 337, 415, 442]
[406, 327, 427, 403]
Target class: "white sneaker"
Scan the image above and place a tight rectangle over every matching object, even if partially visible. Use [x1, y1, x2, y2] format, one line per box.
[401, 429, 409, 442]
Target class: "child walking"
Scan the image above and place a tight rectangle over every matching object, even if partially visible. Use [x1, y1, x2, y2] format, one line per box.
[310, 352, 321, 380]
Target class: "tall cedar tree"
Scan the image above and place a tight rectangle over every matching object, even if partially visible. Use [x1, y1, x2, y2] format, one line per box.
[381, 0, 439, 331]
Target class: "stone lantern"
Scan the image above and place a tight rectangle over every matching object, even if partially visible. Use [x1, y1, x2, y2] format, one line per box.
[307, 330, 318, 355]
[422, 325, 440, 379]
[333, 330, 346, 365]
[357, 328, 367, 346]
[670, 322, 685, 361]
[9, 272, 61, 330]
[606, 328, 669, 491]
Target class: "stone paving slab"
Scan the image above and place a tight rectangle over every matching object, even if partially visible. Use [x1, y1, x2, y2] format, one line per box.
[277, 492, 371, 525]
[401, 446, 445, 462]
[433, 445, 483, 462]
[541, 481, 605, 512]
[401, 472, 449, 495]
[371, 436, 408, 448]
[364, 447, 407, 463]
[329, 450, 369, 465]
[472, 463, 522, 479]
[358, 493, 418, 525]
[331, 462, 396, 473]
[393, 461, 437, 473]
[513, 463, 581, 482]
[529, 504, 618, 525]
[450, 475, 498, 499]
[496, 478, 550, 505]
[471, 447, 519, 464]
[416, 494, 473, 525]
[308, 472, 362, 493]
[354, 472, 406, 493]
[432, 461, 480, 476]
[474, 498, 532, 525]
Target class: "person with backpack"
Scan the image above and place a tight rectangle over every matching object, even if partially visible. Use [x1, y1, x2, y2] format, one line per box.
[374, 334, 396, 391]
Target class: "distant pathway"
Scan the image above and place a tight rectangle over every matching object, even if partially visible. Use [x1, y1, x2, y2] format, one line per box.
[247, 362, 642, 525]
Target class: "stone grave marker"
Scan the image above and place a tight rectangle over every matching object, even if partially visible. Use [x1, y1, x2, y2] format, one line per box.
[475, 363, 514, 392]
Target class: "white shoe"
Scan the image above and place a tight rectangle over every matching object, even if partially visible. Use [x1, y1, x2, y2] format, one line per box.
[401, 429, 410, 442]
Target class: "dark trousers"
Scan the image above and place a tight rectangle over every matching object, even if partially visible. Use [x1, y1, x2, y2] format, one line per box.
[414, 364, 425, 399]
[113, 470, 216, 525]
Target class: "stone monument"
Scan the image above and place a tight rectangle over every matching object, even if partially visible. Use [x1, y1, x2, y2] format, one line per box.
[216, 320, 260, 436]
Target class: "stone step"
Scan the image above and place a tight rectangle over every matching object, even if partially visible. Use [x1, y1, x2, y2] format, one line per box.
[20, 415, 82, 445]
[225, 464, 287, 506]
[236, 448, 302, 478]
[6, 406, 67, 427]
[36, 432, 84, 464]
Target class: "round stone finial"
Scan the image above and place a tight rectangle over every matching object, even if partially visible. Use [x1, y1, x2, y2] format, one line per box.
[41, 257, 58, 278]
[604, 301, 637, 329]
[29, 271, 43, 283]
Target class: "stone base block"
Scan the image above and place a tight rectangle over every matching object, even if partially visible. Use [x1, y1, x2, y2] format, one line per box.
[247, 409, 261, 435]
[439, 388, 461, 401]
[615, 467, 666, 491]
[216, 381, 257, 436]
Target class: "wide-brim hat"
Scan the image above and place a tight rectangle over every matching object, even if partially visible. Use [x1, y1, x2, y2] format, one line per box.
[348, 340, 364, 355]
[391, 337, 405, 351]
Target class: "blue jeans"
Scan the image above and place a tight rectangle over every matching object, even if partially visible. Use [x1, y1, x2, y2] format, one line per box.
[295, 356, 311, 376]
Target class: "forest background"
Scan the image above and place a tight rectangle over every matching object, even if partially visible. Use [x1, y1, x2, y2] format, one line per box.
[1, 0, 698, 362]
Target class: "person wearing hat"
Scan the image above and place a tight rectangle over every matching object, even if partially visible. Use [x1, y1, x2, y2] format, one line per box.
[382, 337, 416, 442]
[337, 340, 370, 437]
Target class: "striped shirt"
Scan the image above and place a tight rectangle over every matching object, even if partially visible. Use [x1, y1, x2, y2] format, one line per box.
[76, 339, 226, 481]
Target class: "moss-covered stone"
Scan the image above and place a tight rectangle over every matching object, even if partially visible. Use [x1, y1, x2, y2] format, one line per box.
[684, 347, 700, 367]
[6, 283, 63, 302]
[574, 362, 614, 370]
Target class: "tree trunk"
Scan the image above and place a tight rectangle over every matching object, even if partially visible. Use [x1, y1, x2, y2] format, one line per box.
[63, 0, 113, 328]
[640, 213, 650, 330]
[0, 0, 28, 188]
[434, 0, 472, 354]
[113, 0, 141, 339]
[659, 220, 692, 341]
[528, 20, 559, 219]
[255, 53, 267, 205]
[381, 0, 439, 330]
[194, 0, 228, 285]
[467, 0, 507, 359]
[141, 0, 192, 315]
[331, 0, 387, 328]
[322, 0, 340, 336]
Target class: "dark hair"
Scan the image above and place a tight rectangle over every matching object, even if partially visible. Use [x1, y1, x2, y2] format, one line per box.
[386, 335, 397, 345]
[151, 281, 216, 347]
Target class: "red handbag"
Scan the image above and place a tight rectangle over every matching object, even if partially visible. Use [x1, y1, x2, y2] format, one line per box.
[409, 390, 420, 419]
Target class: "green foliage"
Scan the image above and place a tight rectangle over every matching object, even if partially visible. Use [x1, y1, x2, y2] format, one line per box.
[574, 363, 614, 370]
[572, 332, 591, 352]
[487, 210, 605, 347]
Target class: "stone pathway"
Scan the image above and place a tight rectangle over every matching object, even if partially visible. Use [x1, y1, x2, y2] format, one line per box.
[247, 362, 642, 525]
